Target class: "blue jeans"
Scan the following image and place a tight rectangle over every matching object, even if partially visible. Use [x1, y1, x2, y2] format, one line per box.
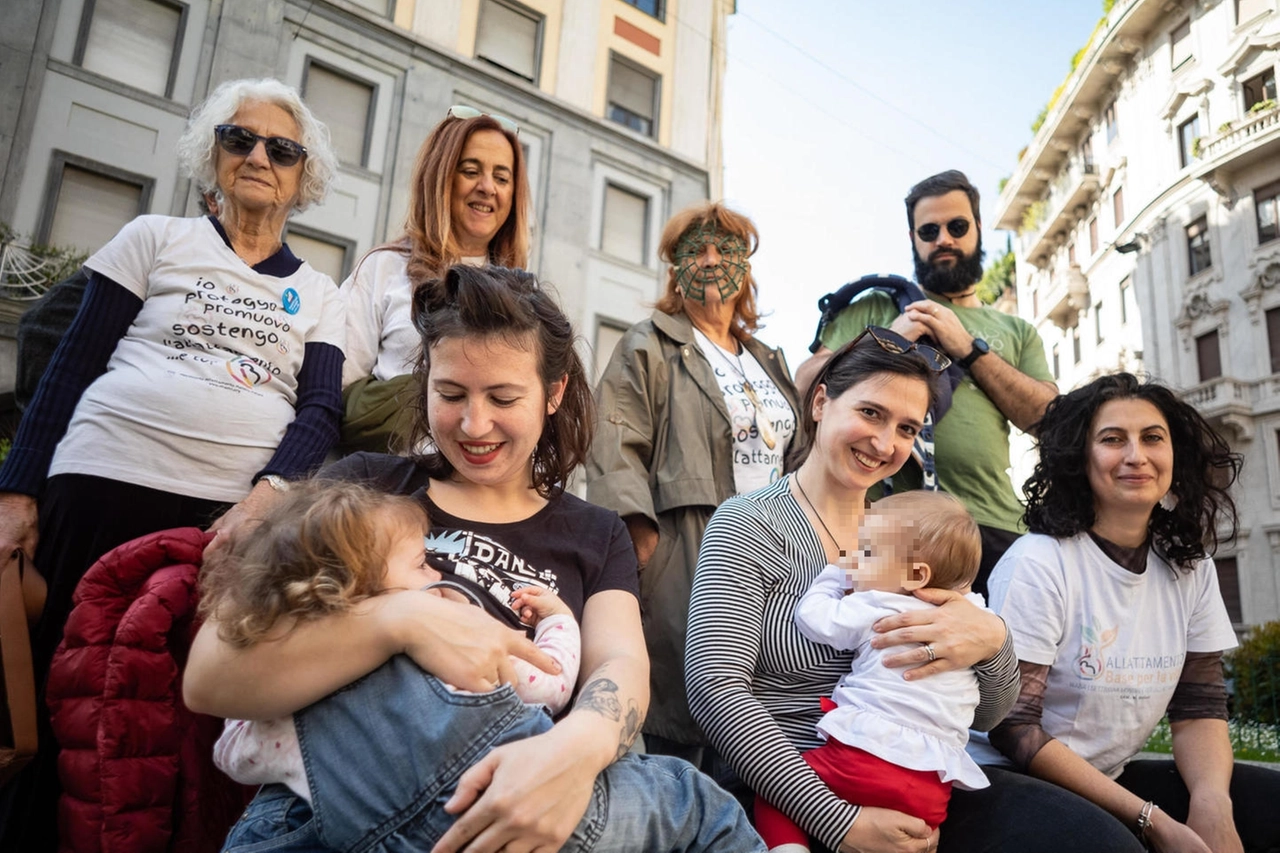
[222, 657, 763, 852]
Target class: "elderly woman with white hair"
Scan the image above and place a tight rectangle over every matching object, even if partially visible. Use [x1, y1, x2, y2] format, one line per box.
[0, 76, 342, 849]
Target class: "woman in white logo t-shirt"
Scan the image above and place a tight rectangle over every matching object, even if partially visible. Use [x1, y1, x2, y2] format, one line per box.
[0, 77, 343, 851]
[976, 373, 1280, 852]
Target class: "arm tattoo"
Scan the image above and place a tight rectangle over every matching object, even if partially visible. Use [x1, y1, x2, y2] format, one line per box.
[575, 677, 622, 721]
[616, 700, 644, 760]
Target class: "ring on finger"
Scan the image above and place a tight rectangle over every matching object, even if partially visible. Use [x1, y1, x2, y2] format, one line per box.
[923, 643, 936, 662]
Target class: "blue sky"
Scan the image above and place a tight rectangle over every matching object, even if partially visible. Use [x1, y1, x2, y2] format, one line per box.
[721, 1, 1106, 370]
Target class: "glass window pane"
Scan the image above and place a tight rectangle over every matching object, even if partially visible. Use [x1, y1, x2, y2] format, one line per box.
[47, 165, 142, 255]
[304, 64, 374, 166]
[1267, 307, 1280, 374]
[81, 0, 181, 97]
[1257, 183, 1279, 244]
[286, 231, 348, 284]
[601, 184, 648, 266]
[609, 58, 657, 120]
[476, 0, 541, 82]
[1196, 330, 1221, 381]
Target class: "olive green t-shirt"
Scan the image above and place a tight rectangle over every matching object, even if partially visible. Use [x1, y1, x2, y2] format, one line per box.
[820, 292, 1053, 533]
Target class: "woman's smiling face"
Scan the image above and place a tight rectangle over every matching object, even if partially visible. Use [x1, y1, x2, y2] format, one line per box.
[449, 128, 515, 256]
[1086, 397, 1174, 519]
[811, 372, 929, 494]
[426, 334, 565, 491]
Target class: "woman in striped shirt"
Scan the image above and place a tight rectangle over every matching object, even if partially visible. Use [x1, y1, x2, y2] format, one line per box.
[686, 329, 1146, 853]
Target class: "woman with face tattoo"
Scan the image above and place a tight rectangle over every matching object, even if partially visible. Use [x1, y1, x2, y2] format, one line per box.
[586, 201, 800, 787]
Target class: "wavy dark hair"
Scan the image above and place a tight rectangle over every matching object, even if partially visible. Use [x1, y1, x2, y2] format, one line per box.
[785, 332, 939, 471]
[1023, 372, 1241, 569]
[409, 265, 593, 497]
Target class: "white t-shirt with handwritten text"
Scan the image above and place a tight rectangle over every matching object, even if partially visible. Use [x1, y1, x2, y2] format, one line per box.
[692, 328, 795, 495]
[51, 215, 345, 502]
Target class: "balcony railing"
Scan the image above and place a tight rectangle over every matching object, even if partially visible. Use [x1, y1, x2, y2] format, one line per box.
[1019, 159, 1100, 266]
[1199, 104, 1280, 162]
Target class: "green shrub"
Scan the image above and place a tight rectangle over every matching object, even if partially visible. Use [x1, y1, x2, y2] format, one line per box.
[1227, 621, 1280, 726]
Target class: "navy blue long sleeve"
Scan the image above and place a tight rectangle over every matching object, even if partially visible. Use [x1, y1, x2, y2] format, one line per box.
[254, 341, 344, 481]
[0, 273, 142, 496]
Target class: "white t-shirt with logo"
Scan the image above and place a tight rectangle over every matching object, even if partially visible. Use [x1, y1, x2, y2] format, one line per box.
[51, 215, 345, 502]
[691, 328, 796, 495]
[967, 532, 1238, 778]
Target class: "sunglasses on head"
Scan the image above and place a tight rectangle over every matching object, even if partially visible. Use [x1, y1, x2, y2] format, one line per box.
[915, 218, 971, 243]
[846, 325, 952, 373]
[214, 125, 306, 167]
[447, 105, 520, 136]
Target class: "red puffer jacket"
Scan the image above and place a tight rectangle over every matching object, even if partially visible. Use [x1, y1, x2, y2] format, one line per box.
[45, 527, 253, 853]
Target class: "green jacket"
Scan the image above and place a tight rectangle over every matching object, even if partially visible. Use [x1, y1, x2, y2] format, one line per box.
[586, 309, 799, 745]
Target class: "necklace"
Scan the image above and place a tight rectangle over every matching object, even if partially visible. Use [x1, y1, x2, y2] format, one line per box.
[794, 471, 845, 558]
[699, 332, 778, 450]
[941, 288, 977, 303]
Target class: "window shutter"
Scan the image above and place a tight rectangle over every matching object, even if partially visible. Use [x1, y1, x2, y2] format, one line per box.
[81, 0, 181, 97]
[48, 166, 142, 255]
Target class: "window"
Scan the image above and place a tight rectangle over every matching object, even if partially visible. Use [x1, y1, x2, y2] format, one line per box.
[1113, 187, 1125, 228]
[1104, 100, 1119, 144]
[1068, 242, 1076, 266]
[1171, 18, 1192, 67]
[1052, 344, 1060, 380]
[1072, 327, 1082, 365]
[1095, 301, 1105, 344]
[1081, 136, 1094, 169]
[1119, 277, 1133, 325]
[1088, 217, 1099, 255]
[1257, 179, 1280, 244]
[1214, 555, 1242, 624]
[1243, 68, 1277, 112]
[1178, 115, 1201, 168]
[347, 0, 392, 15]
[302, 62, 375, 167]
[475, 0, 543, 83]
[43, 162, 148, 255]
[1238, 0, 1270, 24]
[621, 0, 664, 19]
[75, 0, 185, 98]
[600, 183, 648, 265]
[1267, 307, 1280, 374]
[1187, 215, 1212, 275]
[607, 54, 659, 138]
[1196, 330, 1222, 381]
[285, 227, 354, 285]
[593, 320, 627, 383]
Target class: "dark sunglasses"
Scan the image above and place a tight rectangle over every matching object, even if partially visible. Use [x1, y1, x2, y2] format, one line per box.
[214, 124, 307, 167]
[846, 325, 952, 373]
[915, 218, 971, 243]
[447, 104, 520, 136]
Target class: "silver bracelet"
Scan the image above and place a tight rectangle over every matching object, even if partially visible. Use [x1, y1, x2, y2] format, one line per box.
[1136, 800, 1159, 842]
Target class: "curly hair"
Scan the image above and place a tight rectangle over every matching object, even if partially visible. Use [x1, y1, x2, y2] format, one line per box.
[786, 332, 939, 471]
[176, 77, 338, 212]
[1023, 372, 1241, 569]
[408, 264, 594, 497]
[199, 480, 427, 647]
[397, 112, 529, 288]
[654, 201, 762, 339]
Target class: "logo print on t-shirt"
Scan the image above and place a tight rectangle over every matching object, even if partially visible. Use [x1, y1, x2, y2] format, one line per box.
[226, 355, 272, 388]
[1075, 620, 1119, 680]
[282, 288, 301, 315]
[425, 528, 559, 617]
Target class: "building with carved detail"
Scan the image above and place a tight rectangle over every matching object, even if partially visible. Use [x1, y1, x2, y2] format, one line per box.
[0, 0, 735, 408]
[996, 0, 1280, 627]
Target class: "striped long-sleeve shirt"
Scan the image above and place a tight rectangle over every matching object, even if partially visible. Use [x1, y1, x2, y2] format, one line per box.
[686, 476, 1019, 851]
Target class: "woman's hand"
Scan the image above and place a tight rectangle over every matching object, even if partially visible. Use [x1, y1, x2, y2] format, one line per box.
[430, 721, 599, 853]
[870, 587, 1006, 678]
[207, 479, 285, 549]
[838, 806, 938, 853]
[1185, 789, 1243, 853]
[0, 492, 39, 559]
[1146, 807, 1214, 853]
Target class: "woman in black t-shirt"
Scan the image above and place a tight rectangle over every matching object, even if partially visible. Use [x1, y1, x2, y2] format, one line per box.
[186, 266, 756, 852]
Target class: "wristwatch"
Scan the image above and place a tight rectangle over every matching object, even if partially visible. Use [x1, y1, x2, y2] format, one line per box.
[958, 338, 990, 370]
[260, 474, 291, 492]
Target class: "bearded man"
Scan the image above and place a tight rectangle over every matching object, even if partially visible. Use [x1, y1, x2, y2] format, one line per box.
[796, 170, 1057, 593]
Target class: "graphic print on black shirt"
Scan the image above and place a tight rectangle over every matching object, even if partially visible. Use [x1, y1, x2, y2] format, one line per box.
[425, 526, 560, 622]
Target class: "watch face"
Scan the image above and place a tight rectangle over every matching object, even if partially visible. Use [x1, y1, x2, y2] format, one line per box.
[974, 338, 990, 354]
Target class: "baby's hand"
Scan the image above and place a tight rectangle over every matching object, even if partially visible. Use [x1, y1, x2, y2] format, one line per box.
[511, 586, 571, 625]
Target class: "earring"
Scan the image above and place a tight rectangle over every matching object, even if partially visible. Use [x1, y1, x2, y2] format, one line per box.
[1159, 491, 1178, 512]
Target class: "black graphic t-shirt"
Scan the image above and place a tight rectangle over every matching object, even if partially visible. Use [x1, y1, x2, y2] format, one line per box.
[322, 453, 639, 622]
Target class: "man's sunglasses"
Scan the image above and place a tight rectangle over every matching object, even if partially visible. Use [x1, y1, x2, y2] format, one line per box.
[915, 218, 971, 243]
[846, 325, 952, 373]
[447, 105, 520, 136]
[214, 125, 306, 167]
